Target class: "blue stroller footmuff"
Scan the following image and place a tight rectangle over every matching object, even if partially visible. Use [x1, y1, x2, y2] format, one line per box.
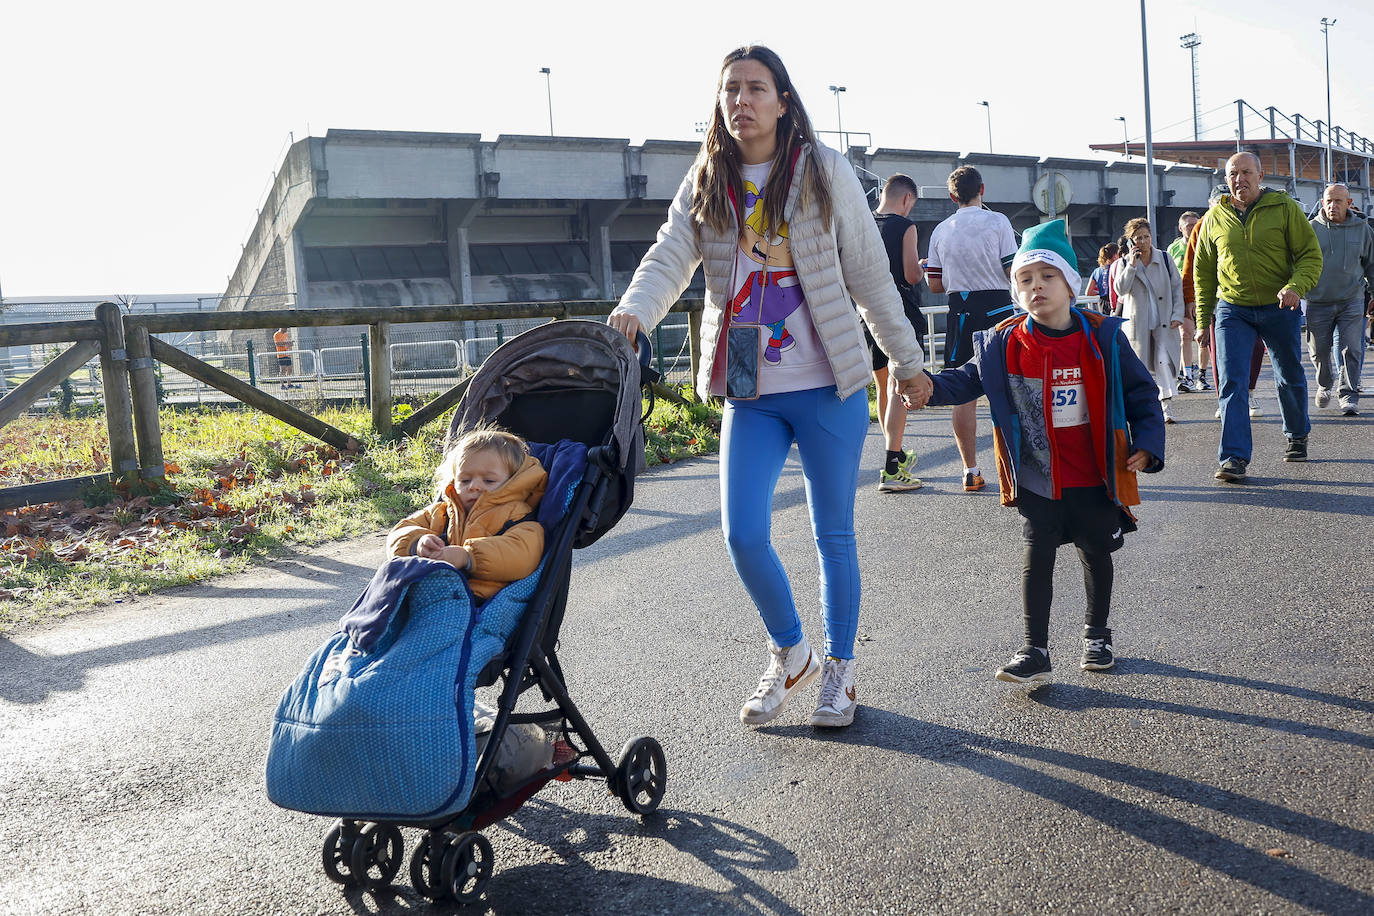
[265, 553, 542, 820]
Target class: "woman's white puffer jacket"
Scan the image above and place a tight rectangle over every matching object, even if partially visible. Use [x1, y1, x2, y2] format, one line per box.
[613, 143, 925, 400]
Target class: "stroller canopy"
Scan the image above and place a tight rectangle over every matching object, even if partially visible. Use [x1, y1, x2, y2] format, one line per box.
[448, 319, 645, 474]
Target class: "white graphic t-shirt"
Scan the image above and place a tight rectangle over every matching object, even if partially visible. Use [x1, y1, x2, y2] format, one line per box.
[720, 161, 833, 396]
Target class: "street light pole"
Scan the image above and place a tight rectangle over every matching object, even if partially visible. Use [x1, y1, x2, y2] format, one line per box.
[539, 67, 554, 137]
[828, 85, 846, 151]
[1321, 17, 1337, 181]
[1115, 116, 1129, 159]
[978, 101, 992, 153]
[1139, 0, 1157, 234]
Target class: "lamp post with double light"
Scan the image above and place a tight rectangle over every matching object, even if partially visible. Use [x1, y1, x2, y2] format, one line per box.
[828, 85, 846, 151]
[539, 67, 554, 136]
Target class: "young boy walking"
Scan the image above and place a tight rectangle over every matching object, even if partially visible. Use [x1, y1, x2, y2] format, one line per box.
[925, 220, 1166, 681]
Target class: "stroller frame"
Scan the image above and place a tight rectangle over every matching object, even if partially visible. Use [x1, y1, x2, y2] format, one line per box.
[317, 322, 666, 905]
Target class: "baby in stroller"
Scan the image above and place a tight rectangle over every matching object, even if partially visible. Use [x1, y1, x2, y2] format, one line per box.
[265, 320, 667, 906]
[388, 426, 548, 599]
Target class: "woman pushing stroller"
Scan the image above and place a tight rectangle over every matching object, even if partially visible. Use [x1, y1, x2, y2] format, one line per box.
[608, 45, 931, 728]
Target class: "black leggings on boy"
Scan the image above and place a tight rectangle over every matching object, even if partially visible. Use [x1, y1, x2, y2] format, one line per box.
[1017, 486, 1121, 649]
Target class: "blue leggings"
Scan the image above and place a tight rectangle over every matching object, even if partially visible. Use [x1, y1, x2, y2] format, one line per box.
[720, 386, 869, 659]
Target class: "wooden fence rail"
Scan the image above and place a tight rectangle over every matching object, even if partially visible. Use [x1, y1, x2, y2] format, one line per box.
[0, 299, 703, 510]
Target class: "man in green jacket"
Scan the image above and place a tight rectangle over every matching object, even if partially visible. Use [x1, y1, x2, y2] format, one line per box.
[1192, 152, 1323, 482]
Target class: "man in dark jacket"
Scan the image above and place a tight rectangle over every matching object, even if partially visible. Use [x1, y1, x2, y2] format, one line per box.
[1307, 183, 1374, 417]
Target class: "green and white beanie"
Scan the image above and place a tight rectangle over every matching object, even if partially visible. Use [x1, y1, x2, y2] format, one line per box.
[1010, 219, 1081, 296]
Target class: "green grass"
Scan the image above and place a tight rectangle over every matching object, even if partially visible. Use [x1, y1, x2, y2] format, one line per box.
[1, 397, 720, 630]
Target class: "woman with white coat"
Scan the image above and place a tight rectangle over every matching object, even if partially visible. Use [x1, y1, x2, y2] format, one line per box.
[1113, 218, 1186, 422]
[607, 45, 931, 730]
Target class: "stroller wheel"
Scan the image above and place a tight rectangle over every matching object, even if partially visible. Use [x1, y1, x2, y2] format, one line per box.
[321, 822, 360, 886]
[409, 834, 445, 901]
[439, 832, 494, 905]
[615, 736, 667, 815]
[349, 823, 404, 891]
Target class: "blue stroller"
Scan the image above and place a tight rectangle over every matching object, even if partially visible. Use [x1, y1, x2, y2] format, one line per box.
[265, 320, 666, 904]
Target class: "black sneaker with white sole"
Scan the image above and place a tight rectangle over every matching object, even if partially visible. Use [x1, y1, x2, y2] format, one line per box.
[1284, 437, 1308, 462]
[1081, 627, 1115, 670]
[1215, 458, 1248, 482]
[995, 647, 1052, 684]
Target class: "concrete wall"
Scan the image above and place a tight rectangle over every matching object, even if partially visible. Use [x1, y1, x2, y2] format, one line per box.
[322, 131, 481, 199]
[221, 138, 320, 312]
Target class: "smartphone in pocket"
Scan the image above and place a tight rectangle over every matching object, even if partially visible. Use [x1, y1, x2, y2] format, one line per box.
[725, 325, 760, 400]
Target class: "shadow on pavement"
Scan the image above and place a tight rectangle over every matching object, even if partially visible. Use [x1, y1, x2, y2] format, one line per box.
[1144, 483, 1374, 513]
[488, 802, 803, 916]
[765, 708, 1374, 915]
[336, 804, 802, 916]
[1031, 683, 1374, 750]
[1121, 658, 1374, 714]
[0, 598, 342, 705]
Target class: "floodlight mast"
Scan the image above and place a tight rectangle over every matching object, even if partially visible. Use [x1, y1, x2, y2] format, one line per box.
[1180, 32, 1202, 142]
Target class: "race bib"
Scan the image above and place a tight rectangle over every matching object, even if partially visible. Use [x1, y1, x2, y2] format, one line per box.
[1049, 367, 1088, 427]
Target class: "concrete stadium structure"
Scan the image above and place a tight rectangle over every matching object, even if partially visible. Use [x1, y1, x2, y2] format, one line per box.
[218, 129, 1238, 354]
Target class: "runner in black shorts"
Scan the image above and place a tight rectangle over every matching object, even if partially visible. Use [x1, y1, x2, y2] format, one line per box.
[865, 300, 928, 371]
[945, 289, 1017, 369]
[867, 175, 929, 491]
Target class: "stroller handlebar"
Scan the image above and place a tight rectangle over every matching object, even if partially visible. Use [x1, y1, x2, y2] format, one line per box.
[634, 331, 661, 389]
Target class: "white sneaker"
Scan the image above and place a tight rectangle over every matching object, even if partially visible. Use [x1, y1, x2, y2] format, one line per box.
[1315, 388, 1332, 409]
[1214, 405, 1222, 419]
[809, 656, 857, 727]
[1250, 403, 1263, 417]
[739, 637, 820, 726]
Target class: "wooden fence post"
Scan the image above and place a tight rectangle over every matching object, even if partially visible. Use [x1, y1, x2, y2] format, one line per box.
[369, 321, 392, 437]
[126, 324, 165, 481]
[95, 302, 139, 479]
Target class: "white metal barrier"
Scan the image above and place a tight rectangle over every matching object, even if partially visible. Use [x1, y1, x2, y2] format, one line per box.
[391, 339, 463, 376]
[318, 347, 363, 379]
[255, 348, 318, 382]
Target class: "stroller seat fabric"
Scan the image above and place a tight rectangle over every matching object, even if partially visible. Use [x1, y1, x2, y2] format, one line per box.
[265, 444, 585, 821]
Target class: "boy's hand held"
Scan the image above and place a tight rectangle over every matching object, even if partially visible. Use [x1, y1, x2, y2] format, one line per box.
[896, 372, 933, 410]
[1125, 449, 1152, 472]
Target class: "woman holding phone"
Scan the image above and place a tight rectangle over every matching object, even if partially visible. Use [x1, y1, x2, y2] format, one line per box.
[608, 45, 930, 729]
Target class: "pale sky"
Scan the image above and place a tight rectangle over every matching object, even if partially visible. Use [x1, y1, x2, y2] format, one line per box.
[2, 0, 1371, 297]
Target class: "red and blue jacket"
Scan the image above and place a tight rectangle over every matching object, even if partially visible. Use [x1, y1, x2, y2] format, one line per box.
[927, 308, 1165, 515]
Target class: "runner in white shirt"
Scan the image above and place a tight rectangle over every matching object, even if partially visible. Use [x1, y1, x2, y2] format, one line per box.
[924, 166, 1019, 491]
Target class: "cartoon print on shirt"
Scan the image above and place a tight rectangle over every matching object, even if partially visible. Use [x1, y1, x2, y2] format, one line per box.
[730, 180, 805, 364]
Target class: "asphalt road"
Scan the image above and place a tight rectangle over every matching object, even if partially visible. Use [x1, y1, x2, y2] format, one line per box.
[3, 378, 1372, 916]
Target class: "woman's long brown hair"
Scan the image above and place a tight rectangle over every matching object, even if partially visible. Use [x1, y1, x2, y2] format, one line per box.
[690, 45, 833, 237]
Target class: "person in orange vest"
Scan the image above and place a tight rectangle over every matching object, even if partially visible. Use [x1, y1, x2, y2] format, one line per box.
[273, 327, 297, 389]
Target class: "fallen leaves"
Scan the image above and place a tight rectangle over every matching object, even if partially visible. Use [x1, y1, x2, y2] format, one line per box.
[0, 418, 112, 486]
[0, 439, 344, 579]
